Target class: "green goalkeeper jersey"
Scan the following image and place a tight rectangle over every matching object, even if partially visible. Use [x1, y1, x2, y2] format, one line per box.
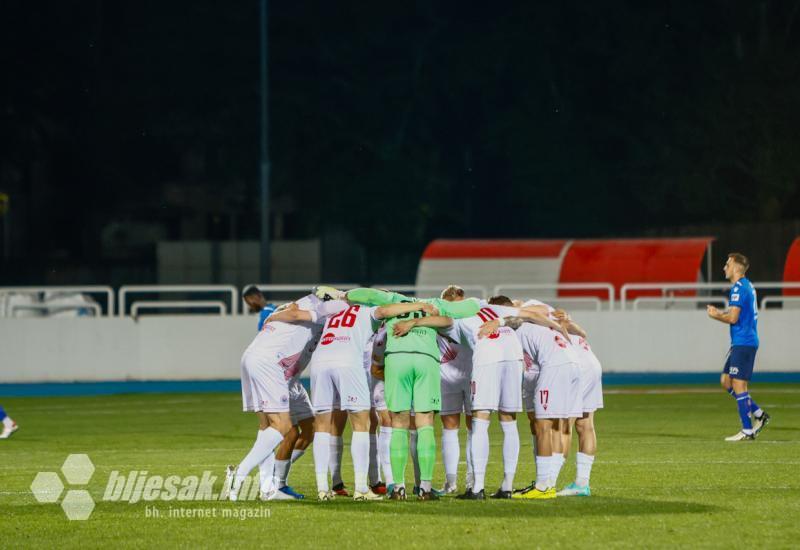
[346, 288, 480, 362]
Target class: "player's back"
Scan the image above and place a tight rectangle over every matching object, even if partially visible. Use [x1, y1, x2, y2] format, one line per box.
[449, 304, 524, 366]
[310, 304, 379, 368]
[516, 322, 579, 369]
[569, 334, 602, 372]
[438, 335, 472, 382]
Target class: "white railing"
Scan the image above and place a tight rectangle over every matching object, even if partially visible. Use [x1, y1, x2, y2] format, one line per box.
[372, 285, 489, 299]
[118, 285, 238, 317]
[760, 296, 800, 310]
[11, 303, 103, 317]
[492, 283, 615, 311]
[130, 301, 227, 318]
[620, 282, 800, 310]
[631, 296, 729, 311]
[0, 286, 115, 316]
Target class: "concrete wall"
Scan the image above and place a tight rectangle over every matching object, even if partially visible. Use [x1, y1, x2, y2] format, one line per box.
[0, 311, 797, 383]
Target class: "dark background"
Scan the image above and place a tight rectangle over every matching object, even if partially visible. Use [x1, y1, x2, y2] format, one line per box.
[2, 1, 799, 285]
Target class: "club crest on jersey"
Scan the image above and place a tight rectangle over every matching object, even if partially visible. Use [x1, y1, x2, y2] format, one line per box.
[280, 395, 289, 404]
[488, 332, 500, 340]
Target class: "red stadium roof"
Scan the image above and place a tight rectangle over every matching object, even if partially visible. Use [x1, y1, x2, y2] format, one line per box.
[558, 237, 714, 299]
[783, 237, 800, 296]
[421, 239, 568, 259]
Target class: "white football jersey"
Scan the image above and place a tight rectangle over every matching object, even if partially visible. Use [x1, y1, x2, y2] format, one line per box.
[569, 334, 602, 372]
[516, 321, 580, 369]
[445, 304, 524, 366]
[246, 294, 327, 380]
[309, 304, 379, 368]
[438, 335, 473, 382]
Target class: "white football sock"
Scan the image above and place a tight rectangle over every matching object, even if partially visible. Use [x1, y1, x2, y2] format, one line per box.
[471, 418, 490, 493]
[290, 448, 305, 463]
[273, 459, 290, 489]
[535, 455, 550, 490]
[409, 429, 421, 487]
[329, 435, 343, 487]
[465, 429, 474, 489]
[368, 433, 380, 486]
[313, 432, 331, 492]
[1, 416, 12, 428]
[442, 428, 460, 486]
[378, 427, 393, 484]
[258, 453, 276, 493]
[350, 431, 370, 493]
[550, 452, 564, 488]
[576, 452, 595, 487]
[500, 421, 520, 492]
[234, 428, 283, 491]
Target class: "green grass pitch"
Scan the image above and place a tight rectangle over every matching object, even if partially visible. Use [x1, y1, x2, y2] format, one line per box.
[2, 385, 799, 548]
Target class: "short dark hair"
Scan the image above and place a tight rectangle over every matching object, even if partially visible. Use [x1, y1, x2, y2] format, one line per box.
[728, 252, 750, 272]
[488, 295, 513, 306]
[440, 285, 465, 301]
[242, 285, 264, 299]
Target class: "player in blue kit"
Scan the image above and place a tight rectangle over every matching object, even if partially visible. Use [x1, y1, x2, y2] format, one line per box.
[243, 285, 277, 330]
[0, 404, 18, 439]
[707, 253, 770, 441]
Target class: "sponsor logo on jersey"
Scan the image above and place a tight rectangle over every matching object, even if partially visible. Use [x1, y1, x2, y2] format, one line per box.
[320, 333, 351, 346]
[487, 332, 500, 340]
[554, 335, 567, 349]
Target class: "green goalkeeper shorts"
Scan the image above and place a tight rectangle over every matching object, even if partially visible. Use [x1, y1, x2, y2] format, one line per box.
[384, 353, 441, 413]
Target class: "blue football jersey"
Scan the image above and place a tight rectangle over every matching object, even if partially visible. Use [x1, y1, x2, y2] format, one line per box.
[728, 278, 758, 347]
[256, 304, 277, 332]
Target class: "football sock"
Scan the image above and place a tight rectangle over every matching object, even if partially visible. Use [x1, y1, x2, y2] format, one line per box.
[329, 435, 343, 486]
[290, 448, 305, 463]
[409, 429, 421, 486]
[471, 418, 491, 493]
[735, 392, 754, 433]
[550, 452, 565, 488]
[368, 433, 381, 486]
[416, 425, 436, 485]
[313, 432, 331, 492]
[379, 427, 394, 484]
[535, 455, 550, 491]
[273, 458, 290, 489]
[749, 397, 763, 418]
[258, 453, 276, 493]
[351, 431, 370, 493]
[465, 429, 474, 489]
[442, 428, 460, 487]
[235, 428, 283, 491]
[500, 421, 520, 492]
[0, 405, 6, 422]
[1, 415, 11, 428]
[575, 452, 595, 487]
[389, 428, 409, 488]
[726, 387, 735, 398]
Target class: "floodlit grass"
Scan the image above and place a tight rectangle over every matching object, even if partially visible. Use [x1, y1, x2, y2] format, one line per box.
[2, 385, 799, 548]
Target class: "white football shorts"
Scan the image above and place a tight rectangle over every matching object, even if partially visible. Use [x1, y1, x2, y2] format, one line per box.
[470, 360, 523, 413]
[533, 362, 582, 419]
[310, 362, 371, 413]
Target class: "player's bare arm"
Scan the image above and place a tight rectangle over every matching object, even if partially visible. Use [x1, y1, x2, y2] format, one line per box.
[392, 315, 454, 337]
[707, 305, 741, 325]
[478, 311, 569, 339]
[553, 309, 588, 338]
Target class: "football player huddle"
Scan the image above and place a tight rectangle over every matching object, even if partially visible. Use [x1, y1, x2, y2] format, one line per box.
[224, 285, 603, 502]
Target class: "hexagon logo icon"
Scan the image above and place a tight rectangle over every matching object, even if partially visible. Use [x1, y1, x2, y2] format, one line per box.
[61, 454, 95, 485]
[30, 472, 64, 503]
[32, 453, 96, 520]
[61, 490, 95, 521]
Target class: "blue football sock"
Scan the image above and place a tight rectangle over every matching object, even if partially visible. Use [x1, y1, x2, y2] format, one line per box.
[735, 393, 753, 431]
[726, 387, 735, 398]
[0, 405, 6, 422]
